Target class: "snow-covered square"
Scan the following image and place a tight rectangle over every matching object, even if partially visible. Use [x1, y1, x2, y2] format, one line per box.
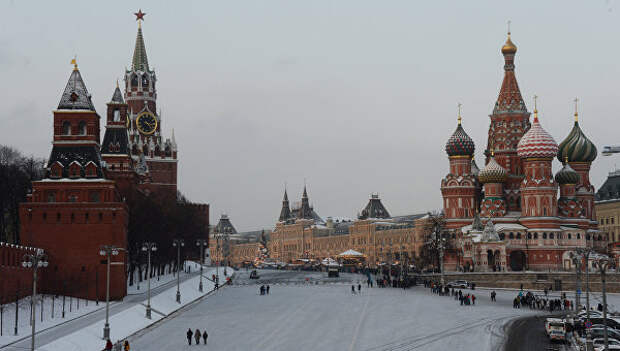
[127, 270, 542, 351]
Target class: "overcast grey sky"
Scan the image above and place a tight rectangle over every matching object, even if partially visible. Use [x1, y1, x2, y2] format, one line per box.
[1, 1, 618, 231]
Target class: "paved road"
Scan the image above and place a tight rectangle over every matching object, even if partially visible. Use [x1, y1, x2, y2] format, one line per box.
[1, 270, 201, 351]
[504, 314, 570, 351]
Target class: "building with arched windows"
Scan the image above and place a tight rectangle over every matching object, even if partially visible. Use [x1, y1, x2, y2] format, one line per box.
[441, 31, 603, 272]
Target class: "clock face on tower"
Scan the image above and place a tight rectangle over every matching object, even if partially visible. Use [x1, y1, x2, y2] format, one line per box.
[136, 112, 158, 135]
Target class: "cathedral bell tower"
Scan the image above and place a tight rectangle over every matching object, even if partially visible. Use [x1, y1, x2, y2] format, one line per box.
[486, 28, 530, 212]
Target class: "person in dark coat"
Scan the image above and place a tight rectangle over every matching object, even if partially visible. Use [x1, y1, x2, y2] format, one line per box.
[491, 290, 496, 302]
[351, 285, 355, 294]
[195, 328, 201, 344]
[203, 330, 208, 345]
[358, 283, 361, 293]
[105, 339, 113, 351]
[187, 328, 193, 345]
[266, 285, 270, 294]
[123, 340, 130, 351]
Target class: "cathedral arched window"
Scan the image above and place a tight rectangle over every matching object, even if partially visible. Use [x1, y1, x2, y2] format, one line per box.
[47, 191, 56, 203]
[79, 121, 87, 135]
[534, 232, 538, 239]
[62, 121, 71, 135]
[499, 233, 505, 240]
[527, 233, 532, 240]
[143, 144, 149, 155]
[509, 232, 514, 239]
[516, 233, 521, 239]
[549, 233, 554, 239]
[586, 234, 590, 241]
[568, 233, 572, 240]
[577, 233, 581, 240]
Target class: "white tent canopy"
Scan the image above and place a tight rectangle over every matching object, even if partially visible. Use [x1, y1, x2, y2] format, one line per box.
[337, 249, 365, 257]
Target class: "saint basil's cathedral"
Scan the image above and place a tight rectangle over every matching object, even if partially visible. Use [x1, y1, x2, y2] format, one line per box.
[441, 31, 603, 272]
[16, 11, 193, 300]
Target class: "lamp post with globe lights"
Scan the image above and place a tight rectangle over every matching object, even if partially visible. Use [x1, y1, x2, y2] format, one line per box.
[99, 245, 120, 340]
[196, 239, 208, 292]
[141, 242, 157, 318]
[595, 256, 612, 351]
[172, 238, 184, 303]
[22, 249, 48, 351]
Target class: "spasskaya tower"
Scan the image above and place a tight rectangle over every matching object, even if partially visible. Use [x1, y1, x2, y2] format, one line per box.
[125, 10, 178, 198]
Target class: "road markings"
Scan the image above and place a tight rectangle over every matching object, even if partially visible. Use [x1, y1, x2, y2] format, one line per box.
[349, 292, 371, 351]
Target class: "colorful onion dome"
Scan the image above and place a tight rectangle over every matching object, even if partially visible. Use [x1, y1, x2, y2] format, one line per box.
[445, 114, 475, 157]
[557, 107, 597, 163]
[478, 154, 508, 184]
[555, 160, 580, 185]
[517, 107, 558, 159]
[501, 32, 517, 55]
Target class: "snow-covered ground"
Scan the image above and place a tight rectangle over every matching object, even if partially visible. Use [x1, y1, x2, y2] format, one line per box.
[35, 267, 230, 351]
[127, 261, 204, 295]
[0, 294, 101, 347]
[126, 271, 544, 351]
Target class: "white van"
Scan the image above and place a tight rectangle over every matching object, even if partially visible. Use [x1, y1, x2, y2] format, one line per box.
[545, 318, 566, 342]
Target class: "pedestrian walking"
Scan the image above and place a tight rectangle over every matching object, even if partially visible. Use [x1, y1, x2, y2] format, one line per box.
[123, 340, 130, 351]
[358, 283, 361, 293]
[105, 339, 113, 351]
[187, 328, 193, 345]
[203, 330, 208, 345]
[491, 291, 496, 302]
[472, 294, 476, 305]
[351, 285, 356, 294]
[195, 328, 201, 345]
[267, 285, 270, 294]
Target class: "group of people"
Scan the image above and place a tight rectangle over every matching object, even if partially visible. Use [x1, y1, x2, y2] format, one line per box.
[186, 328, 208, 345]
[104, 339, 130, 351]
[259, 285, 270, 295]
[512, 290, 573, 311]
[454, 289, 476, 306]
[351, 283, 362, 294]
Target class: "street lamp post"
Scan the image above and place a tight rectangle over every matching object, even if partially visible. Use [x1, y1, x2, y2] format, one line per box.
[196, 239, 208, 292]
[172, 238, 184, 303]
[577, 246, 594, 351]
[595, 257, 611, 351]
[141, 242, 157, 319]
[569, 252, 583, 310]
[99, 245, 119, 340]
[22, 249, 48, 351]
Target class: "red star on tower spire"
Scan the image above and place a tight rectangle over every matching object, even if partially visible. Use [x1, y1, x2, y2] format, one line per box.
[134, 9, 146, 22]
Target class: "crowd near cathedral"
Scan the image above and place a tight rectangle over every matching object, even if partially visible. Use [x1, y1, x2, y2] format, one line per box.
[2, 11, 620, 305]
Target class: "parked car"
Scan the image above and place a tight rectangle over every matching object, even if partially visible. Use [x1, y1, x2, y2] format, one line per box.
[446, 280, 469, 288]
[593, 337, 620, 350]
[590, 328, 620, 341]
[587, 318, 620, 330]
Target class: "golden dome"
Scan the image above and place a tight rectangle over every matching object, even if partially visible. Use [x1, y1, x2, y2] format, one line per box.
[501, 33, 517, 55]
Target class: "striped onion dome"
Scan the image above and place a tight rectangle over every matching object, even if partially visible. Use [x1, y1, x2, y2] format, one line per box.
[557, 120, 597, 163]
[445, 120, 475, 157]
[555, 162, 580, 185]
[517, 110, 558, 159]
[478, 155, 508, 184]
